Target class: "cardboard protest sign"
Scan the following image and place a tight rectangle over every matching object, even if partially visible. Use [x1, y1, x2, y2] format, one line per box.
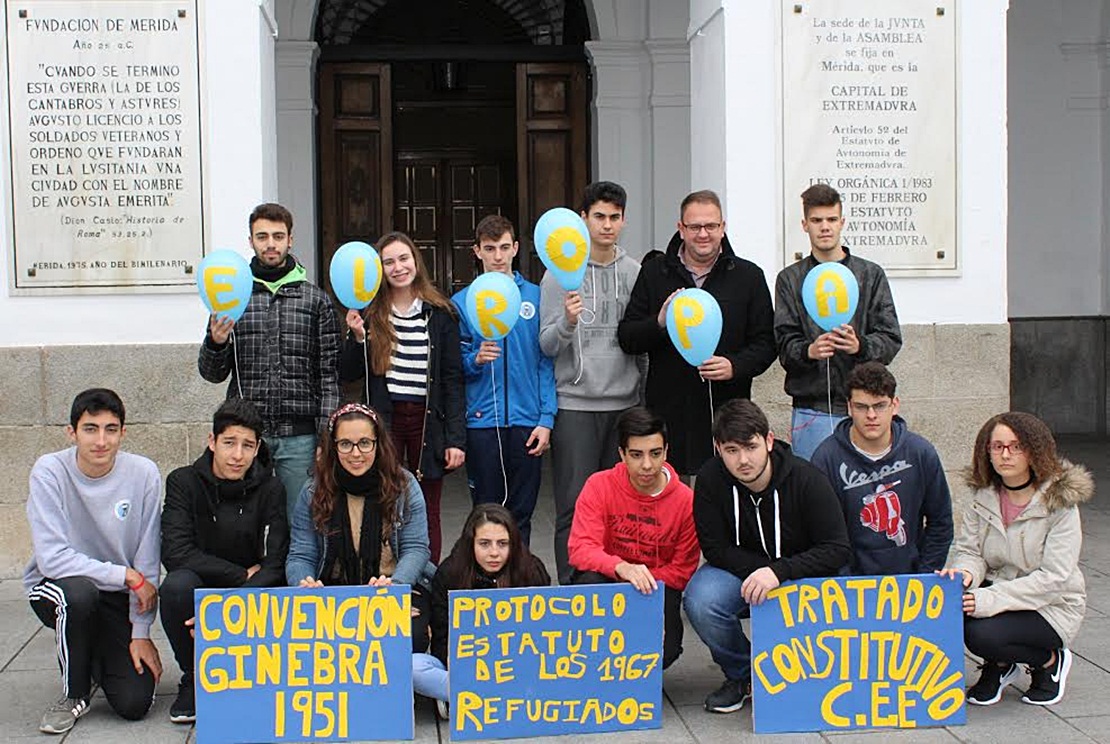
[751, 574, 966, 734]
[449, 584, 663, 740]
[194, 585, 413, 743]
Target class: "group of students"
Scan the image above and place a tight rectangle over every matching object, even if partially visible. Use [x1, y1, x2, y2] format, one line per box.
[21, 183, 1092, 735]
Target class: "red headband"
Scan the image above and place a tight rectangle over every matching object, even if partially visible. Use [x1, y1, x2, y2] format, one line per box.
[327, 402, 377, 434]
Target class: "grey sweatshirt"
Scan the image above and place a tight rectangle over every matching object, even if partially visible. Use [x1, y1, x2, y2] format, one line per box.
[539, 247, 642, 411]
[23, 448, 162, 638]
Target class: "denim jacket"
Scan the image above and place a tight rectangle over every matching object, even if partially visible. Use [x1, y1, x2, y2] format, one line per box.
[284, 469, 434, 587]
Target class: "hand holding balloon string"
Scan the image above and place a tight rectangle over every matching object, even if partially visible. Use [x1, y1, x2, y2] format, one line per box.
[808, 324, 859, 359]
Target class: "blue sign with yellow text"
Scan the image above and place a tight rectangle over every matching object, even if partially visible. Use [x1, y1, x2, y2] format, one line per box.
[194, 585, 414, 743]
[751, 573, 966, 734]
[449, 584, 664, 740]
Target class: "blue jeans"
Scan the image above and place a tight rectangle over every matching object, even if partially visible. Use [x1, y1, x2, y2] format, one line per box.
[413, 653, 448, 702]
[265, 433, 317, 517]
[683, 565, 753, 681]
[789, 408, 846, 461]
[466, 427, 542, 546]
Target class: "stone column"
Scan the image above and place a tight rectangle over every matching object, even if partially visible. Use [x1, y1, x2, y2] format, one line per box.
[585, 41, 652, 258]
[275, 40, 320, 280]
[645, 39, 690, 248]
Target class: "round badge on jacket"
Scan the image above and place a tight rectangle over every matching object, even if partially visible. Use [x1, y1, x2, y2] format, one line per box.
[520, 301, 536, 320]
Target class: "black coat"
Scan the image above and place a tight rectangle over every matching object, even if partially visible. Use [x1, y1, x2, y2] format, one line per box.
[161, 447, 289, 587]
[694, 441, 851, 583]
[339, 304, 466, 481]
[618, 232, 776, 473]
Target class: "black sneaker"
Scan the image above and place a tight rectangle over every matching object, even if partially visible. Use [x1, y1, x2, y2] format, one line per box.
[704, 677, 751, 713]
[1022, 648, 1072, 706]
[169, 673, 196, 723]
[967, 661, 1020, 705]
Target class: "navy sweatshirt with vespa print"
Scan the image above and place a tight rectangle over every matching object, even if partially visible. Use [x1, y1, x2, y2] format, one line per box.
[811, 416, 953, 575]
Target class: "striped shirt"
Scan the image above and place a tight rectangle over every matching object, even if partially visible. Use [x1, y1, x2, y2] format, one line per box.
[387, 299, 430, 402]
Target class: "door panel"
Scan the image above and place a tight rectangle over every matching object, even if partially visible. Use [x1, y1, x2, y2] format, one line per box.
[319, 63, 393, 293]
[516, 62, 588, 280]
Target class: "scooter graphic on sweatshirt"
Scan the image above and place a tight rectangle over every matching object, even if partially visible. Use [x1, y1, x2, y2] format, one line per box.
[859, 480, 907, 547]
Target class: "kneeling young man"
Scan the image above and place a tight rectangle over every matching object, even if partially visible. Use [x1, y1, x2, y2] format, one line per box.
[684, 399, 850, 713]
[25, 389, 162, 734]
[810, 362, 953, 575]
[567, 407, 700, 669]
[160, 398, 290, 723]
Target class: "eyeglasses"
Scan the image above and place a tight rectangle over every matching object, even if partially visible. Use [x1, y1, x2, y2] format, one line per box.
[336, 438, 377, 454]
[681, 222, 722, 234]
[988, 441, 1024, 455]
[849, 400, 891, 415]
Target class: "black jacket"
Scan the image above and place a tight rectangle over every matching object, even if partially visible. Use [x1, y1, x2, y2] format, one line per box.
[428, 555, 550, 665]
[161, 448, 289, 587]
[773, 248, 902, 414]
[618, 233, 776, 473]
[694, 441, 851, 583]
[338, 303, 466, 481]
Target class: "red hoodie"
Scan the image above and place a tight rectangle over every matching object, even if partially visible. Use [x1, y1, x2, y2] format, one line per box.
[567, 462, 700, 591]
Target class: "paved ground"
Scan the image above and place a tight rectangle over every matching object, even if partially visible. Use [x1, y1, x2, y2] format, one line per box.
[2, 437, 1108, 743]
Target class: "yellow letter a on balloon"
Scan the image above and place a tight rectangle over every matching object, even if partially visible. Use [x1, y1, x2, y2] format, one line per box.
[816, 270, 849, 318]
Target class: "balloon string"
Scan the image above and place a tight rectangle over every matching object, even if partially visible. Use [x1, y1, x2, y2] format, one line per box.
[490, 360, 509, 507]
[707, 377, 715, 449]
[826, 358, 834, 438]
[231, 329, 243, 399]
[363, 332, 371, 409]
[572, 322, 583, 385]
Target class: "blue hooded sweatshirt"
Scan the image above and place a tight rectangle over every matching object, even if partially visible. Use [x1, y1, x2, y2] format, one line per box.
[810, 416, 953, 575]
[452, 271, 557, 429]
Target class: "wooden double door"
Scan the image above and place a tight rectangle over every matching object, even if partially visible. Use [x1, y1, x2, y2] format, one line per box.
[318, 60, 588, 296]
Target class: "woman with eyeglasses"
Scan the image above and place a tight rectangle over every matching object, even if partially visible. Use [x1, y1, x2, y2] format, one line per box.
[340, 231, 465, 564]
[285, 402, 434, 649]
[412, 503, 550, 719]
[939, 411, 1091, 707]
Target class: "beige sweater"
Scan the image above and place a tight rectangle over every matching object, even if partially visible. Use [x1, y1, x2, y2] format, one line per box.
[950, 460, 1093, 645]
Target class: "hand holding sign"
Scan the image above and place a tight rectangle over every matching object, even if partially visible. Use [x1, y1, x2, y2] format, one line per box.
[465, 271, 522, 341]
[197, 250, 253, 322]
[666, 288, 723, 367]
[330, 241, 382, 310]
[802, 262, 859, 332]
[534, 207, 590, 290]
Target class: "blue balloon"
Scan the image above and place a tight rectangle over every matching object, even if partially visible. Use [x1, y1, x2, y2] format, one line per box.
[534, 207, 590, 291]
[330, 241, 382, 310]
[666, 288, 723, 367]
[801, 262, 860, 332]
[196, 250, 253, 322]
[465, 272, 522, 341]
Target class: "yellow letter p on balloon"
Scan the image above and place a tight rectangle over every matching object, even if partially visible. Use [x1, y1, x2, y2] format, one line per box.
[671, 295, 704, 350]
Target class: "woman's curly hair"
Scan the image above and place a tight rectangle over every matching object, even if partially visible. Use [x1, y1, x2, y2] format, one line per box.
[968, 411, 1061, 490]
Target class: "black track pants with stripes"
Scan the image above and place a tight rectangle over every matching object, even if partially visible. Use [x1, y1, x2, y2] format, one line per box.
[29, 577, 155, 720]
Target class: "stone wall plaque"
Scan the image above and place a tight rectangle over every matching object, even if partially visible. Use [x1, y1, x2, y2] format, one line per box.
[3, 0, 205, 293]
[781, 1, 957, 275]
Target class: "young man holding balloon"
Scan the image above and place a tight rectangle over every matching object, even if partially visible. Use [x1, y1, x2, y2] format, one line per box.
[453, 214, 557, 546]
[538, 181, 644, 584]
[774, 183, 902, 460]
[618, 190, 777, 476]
[198, 203, 341, 515]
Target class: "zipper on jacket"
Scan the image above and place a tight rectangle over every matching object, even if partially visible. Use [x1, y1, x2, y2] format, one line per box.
[502, 339, 510, 425]
[416, 307, 432, 481]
